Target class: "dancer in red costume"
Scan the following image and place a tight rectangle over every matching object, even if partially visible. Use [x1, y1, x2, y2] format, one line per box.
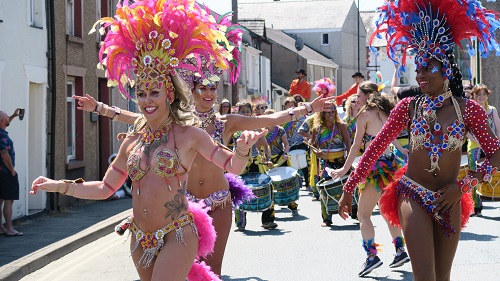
[338, 1, 500, 280]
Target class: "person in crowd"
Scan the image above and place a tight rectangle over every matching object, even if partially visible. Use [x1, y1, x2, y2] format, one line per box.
[335, 72, 364, 106]
[309, 106, 350, 226]
[283, 97, 309, 190]
[263, 109, 299, 222]
[31, 2, 268, 280]
[338, 1, 500, 280]
[0, 109, 23, 237]
[467, 84, 500, 216]
[343, 94, 361, 149]
[289, 69, 312, 101]
[331, 82, 409, 276]
[463, 84, 473, 99]
[219, 99, 231, 116]
[233, 102, 273, 231]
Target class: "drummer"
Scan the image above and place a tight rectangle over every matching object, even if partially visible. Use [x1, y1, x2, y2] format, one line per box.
[264, 109, 300, 219]
[283, 97, 309, 189]
[310, 106, 351, 226]
[233, 102, 274, 231]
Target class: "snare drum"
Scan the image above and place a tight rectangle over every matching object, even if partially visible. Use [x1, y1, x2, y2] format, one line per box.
[317, 176, 359, 214]
[239, 173, 273, 212]
[288, 149, 307, 169]
[267, 167, 301, 205]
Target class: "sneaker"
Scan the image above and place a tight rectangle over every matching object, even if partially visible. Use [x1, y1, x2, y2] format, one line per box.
[291, 209, 299, 216]
[234, 226, 245, 232]
[261, 222, 278, 229]
[389, 251, 410, 268]
[311, 197, 320, 202]
[321, 221, 332, 227]
[358, 255, 383, 277]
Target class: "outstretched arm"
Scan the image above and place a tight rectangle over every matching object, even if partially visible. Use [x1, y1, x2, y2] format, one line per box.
[225, 95, 334, 134]
[31, 136, 132, 199]
[73, 94, 140, 125]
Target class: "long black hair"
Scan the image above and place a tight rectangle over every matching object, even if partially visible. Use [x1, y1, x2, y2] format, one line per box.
[446, 50, 464, 98]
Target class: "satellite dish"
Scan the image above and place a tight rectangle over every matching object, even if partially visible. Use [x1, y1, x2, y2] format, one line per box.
[295, 37, 304, 51]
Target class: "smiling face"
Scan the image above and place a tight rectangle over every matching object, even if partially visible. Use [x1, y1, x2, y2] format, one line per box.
[220, 102, 230, 114]
[192, 82, 218, 112]
[136, 82, 169, 125]
[415, 58, 445, 96]
[474, 89, 489, 106]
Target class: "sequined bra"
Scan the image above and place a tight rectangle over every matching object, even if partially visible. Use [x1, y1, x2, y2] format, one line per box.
[409, 94, 466, 172]
[126, 126, 188, 181]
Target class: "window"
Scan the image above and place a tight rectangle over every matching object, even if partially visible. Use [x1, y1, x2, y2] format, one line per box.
[29, 0, 43, 28]
[66, 0, 82, 37]
[322, 33, 329, 45]
[66, 80, 76, 161]
[309, 65, 314, 83]
[320, 67, 325, 79]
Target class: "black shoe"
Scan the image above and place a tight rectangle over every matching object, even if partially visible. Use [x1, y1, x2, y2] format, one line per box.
[358, 255, 383, 277]
[389, 251, 410, 268]
[261, 222, 278, 229]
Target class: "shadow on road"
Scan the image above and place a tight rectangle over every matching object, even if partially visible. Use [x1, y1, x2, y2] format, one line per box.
[359, 269, 413, 280]
[236, 229, 290, 237]
[460, 231, 498, 241]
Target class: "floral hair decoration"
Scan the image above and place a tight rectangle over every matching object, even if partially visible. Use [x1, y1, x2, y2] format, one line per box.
[370, 0, 500, 80]
[313, 78, 336, 97]
[90, 0, 233, 101]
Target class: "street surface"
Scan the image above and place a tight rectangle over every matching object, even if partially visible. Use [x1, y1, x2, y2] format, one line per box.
[20, 189, 500, 281]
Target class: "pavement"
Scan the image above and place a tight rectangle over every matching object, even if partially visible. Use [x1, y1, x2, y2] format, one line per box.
[0, 198, 132, 281]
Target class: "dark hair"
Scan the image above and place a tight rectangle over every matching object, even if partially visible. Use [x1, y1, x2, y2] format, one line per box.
[358, 92, 394, 119]
[358, 81, 378, 96]
[293, 94, 304, 103]
[446, 50, 463, 98]
[284, 97, 298, 107]
[237, 102, 252, 113]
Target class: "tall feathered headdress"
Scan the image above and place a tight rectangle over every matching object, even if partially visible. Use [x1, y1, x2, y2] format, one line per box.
[313, 78, 336, 97]
[177, 8, 244, 89]
[370, 0, 500, 79]
[90, 0, 233, 100]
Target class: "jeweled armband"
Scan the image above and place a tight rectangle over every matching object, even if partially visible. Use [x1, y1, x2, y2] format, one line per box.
[473, 158, 498, 183]
[457, 175, 479, 194]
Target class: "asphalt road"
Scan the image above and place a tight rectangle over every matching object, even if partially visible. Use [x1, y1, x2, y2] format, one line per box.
[20, 189, 500, 281]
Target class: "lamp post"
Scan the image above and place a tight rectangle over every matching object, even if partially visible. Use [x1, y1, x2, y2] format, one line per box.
[357, 0, 360, 73]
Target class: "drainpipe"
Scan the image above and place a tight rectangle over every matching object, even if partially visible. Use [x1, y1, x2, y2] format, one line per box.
[46, 0, 57, 210]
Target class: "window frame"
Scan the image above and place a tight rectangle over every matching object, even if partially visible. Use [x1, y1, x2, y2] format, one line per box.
[66, 79, 76, 162]
[321, 33, 329, 45]
[29, 0, 44, 28]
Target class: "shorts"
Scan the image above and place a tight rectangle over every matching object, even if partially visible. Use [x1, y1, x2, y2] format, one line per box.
[0, 173, 19, 200]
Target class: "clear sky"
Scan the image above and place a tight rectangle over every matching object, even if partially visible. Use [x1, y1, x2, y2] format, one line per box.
[200, 0, 385, 14]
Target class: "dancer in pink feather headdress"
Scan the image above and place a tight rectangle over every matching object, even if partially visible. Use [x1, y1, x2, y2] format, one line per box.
[337, 0, 500, 280]
[30, 1, 271, 280]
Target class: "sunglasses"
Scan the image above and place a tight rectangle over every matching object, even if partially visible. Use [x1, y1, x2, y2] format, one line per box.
[256, 105, 268, 110]
[221, 105, 230, 108]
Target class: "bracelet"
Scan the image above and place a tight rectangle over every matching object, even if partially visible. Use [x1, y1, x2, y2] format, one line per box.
[287, 109, 295, 122]
[235, 147, 250, 158]
[457, 175, 479, 194]
[304, 102, 313, 114]
[60, 178, 85, 196]
[111, 106, 121, 121]
[94, 102, 104, 115]
[57, 181, 69, 194]
[473, 159, 498, 182]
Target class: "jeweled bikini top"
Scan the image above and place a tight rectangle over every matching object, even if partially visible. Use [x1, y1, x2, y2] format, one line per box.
[194, 108, 225, 144]
[127, 124, 187, 181]
[410, 91, 466, 172]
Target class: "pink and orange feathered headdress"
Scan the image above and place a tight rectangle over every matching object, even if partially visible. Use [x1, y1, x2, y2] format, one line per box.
[90, 0, 234, 101]
[370, 0, 500, 79]
[313, 78, 336, 97]
[177, 8, 243, 89]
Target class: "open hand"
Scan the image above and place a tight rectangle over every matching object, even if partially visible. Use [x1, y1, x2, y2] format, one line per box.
[30, 176, 60, 195]
[236, 129, 268, 152]
[73, 94, 98, 112]
[310, 95, 335, 112]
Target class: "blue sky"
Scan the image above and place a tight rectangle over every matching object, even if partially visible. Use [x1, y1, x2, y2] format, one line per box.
[201, 0, 385, 14]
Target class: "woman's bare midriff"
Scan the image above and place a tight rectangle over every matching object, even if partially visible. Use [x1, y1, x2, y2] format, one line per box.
[187, 153, 230, 199]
